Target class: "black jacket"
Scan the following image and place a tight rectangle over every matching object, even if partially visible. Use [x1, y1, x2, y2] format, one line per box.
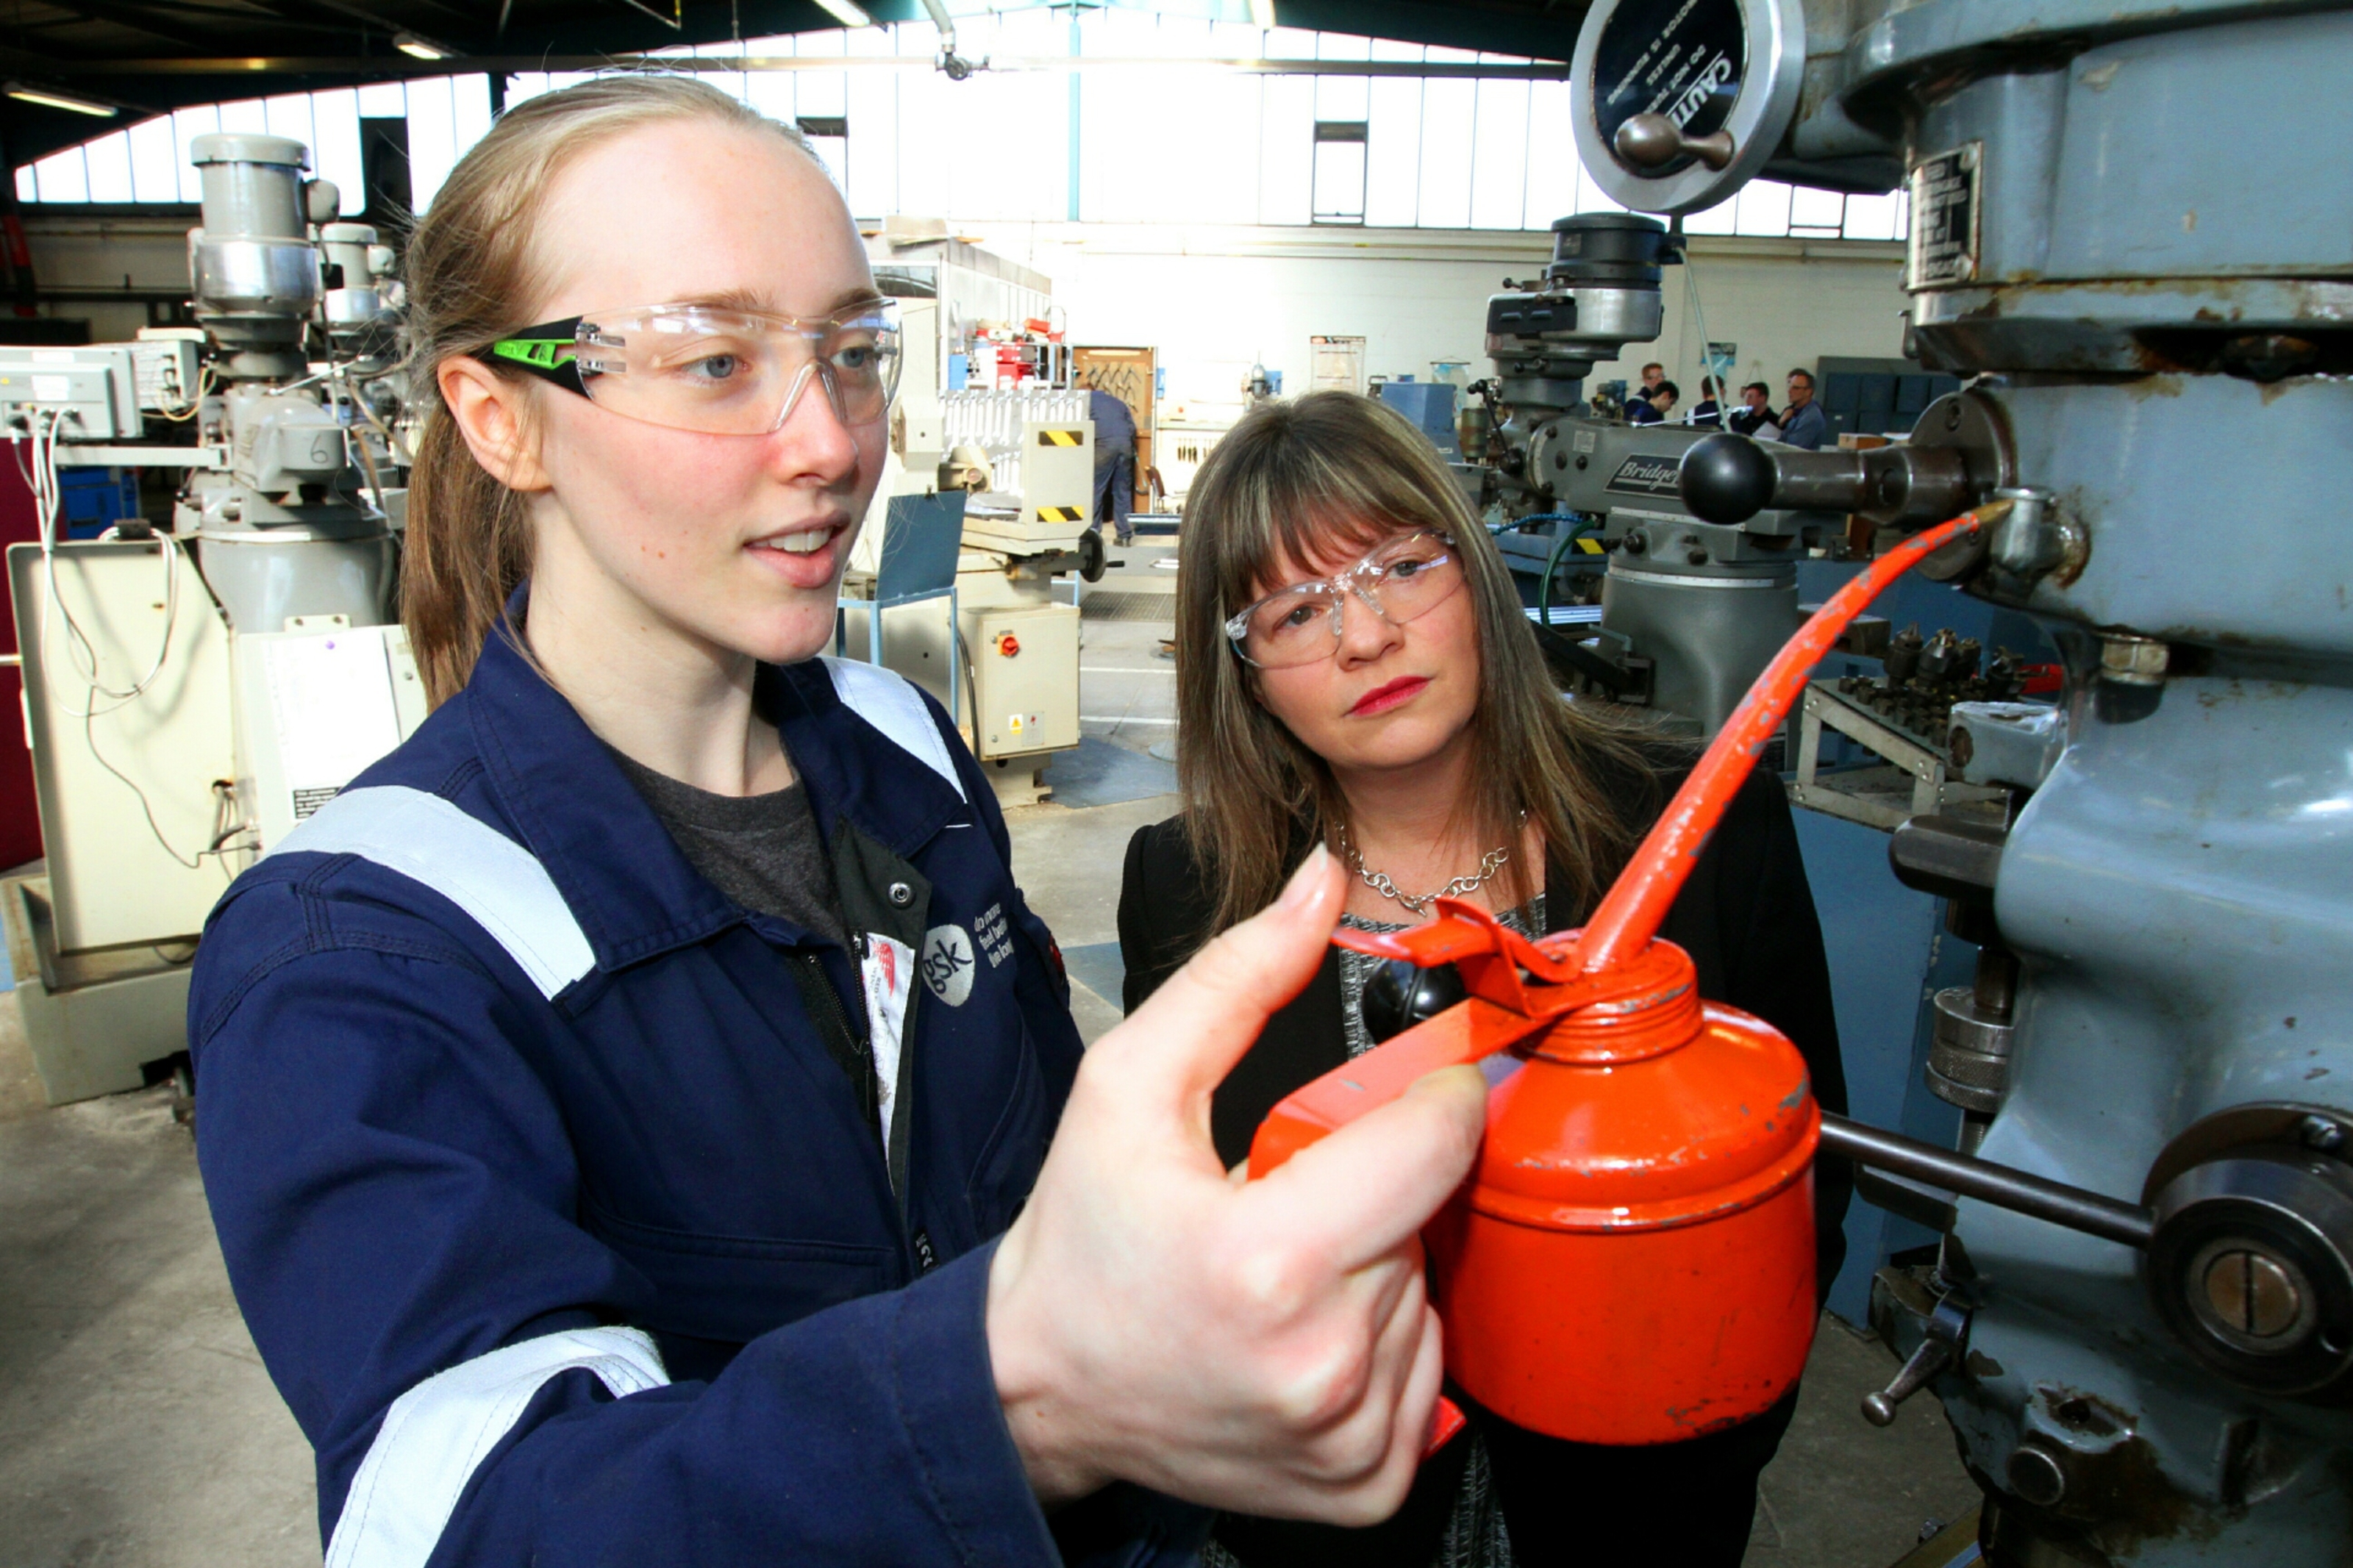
[1118, 751, 1851, 1293]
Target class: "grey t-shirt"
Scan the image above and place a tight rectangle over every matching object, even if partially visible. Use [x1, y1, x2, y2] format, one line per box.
[607, 747, 846, 948]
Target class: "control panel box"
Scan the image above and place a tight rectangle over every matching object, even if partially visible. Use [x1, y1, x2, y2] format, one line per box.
[971, 604, 1079, 759]
[129, 333, 203, 414]
[0, 346, 143, 440]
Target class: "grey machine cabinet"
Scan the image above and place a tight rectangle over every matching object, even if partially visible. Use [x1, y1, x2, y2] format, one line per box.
[1540, 1, 2353, 1563]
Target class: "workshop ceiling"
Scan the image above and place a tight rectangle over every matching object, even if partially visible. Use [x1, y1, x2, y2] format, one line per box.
[0, 0, 1591, 168]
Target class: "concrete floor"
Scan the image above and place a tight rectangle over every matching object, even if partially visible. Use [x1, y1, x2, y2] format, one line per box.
[0, 556, 1982, 1567]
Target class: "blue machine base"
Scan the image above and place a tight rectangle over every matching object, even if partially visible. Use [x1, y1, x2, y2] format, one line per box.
[1793, 809, 1971, 1325]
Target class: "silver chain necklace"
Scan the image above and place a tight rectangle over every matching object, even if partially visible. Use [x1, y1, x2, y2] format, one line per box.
[1335, 815, 1524, 917]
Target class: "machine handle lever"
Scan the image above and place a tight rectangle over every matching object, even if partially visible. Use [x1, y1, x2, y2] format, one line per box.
[1613, 112, 1736, 172]
[1678, 433, 1977, 529]
[1861, 1297, 1971, 1426]
[1818, 1114, 2156, 1249]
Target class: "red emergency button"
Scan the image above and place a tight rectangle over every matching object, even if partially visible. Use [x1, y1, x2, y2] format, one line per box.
[997, 634, 1021, 657]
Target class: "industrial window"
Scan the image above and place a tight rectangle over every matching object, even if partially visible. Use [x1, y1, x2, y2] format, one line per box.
[1788, 185, 1849, 239]
[796, 115, 849, 190]
[1311, 121, 1368, 226]
[11, 78, 486, 214]
[12, 17, 1911, 246]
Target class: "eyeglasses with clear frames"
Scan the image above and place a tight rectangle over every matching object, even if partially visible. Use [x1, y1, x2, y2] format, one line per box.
[1224, 531, 1466, 670]
[483, 298, 903, 437]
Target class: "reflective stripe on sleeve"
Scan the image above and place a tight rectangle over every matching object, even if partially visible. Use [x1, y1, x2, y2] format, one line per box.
[822, 657, 965, 801]
[262, 786, 596, 999]
[324, 1326, 669, 1568]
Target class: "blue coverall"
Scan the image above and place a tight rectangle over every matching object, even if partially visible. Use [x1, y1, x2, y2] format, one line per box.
[1088, 388, 1138, 544]
[190, 613, 1204, 1567]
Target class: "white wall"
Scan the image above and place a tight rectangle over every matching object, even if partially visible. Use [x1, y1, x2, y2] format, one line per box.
[21, 212, 192, 346]
[943, 222, 1911, 418]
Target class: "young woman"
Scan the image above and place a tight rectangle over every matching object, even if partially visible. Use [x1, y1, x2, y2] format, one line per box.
[1120, 392, 1852, 1567]
[189, 79, 1491, 1566]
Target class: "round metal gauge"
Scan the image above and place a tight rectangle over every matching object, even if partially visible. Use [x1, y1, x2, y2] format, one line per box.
[1571, 0, 1806, 216]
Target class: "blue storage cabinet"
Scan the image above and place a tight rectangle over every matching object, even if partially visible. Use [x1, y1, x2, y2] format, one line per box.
[1378, 380, 1460, 459]
[58, 468, 141, 539]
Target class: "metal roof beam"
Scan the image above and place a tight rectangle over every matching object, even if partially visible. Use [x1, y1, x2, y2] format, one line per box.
[21, 0, 221, 51]
[44, 51, 1574, 76]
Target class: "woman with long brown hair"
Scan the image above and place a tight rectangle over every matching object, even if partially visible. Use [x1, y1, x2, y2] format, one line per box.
[1121, 390, 1852, 1567]
[187, 79, 1491, 1566]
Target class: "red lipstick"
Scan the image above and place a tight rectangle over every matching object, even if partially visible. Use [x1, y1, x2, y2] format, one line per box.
[1349, 676, 1430, 717]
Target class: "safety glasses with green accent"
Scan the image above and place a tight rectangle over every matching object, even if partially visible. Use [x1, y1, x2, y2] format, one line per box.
[482, 298, 902, 436]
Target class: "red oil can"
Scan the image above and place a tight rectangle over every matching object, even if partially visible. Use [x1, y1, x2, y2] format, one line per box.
[1247, 508, 1996, 1446]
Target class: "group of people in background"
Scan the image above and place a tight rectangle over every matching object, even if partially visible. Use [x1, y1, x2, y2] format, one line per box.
[1622, 361, 1828, 450]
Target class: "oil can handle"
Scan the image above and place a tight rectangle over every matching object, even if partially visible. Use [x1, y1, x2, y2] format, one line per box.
[1245, 1000, 1536, 1458]
[1244, 998, 1534, 1179]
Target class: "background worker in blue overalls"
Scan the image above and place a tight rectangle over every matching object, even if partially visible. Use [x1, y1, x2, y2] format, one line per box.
[189, 77, 1483, 1568]
[1089, 382, 1138, 546]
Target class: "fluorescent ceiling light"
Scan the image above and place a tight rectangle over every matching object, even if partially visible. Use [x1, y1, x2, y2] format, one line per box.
[1249, 0, 1277, 29]
[6, 84, 117, 118]
[813, 0, 874, 25]
[395, 33, 452, 60]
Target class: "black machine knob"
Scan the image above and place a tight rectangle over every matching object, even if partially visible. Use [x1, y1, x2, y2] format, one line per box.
[1361, 956, 1468, 1045]
[1679, 432, 1779, 524]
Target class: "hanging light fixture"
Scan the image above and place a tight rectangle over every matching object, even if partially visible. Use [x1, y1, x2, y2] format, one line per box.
[6, 83, 117, 118]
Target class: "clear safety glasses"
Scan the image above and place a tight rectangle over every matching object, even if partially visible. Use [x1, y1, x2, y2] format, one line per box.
[485, 298, 902, 436]
[1224, 531, 1466, 669]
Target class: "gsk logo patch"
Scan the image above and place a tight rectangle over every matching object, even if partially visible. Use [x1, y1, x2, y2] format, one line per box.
[921, 925, 976, 1007]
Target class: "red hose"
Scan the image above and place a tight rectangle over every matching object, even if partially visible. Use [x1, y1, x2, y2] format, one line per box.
[1576, 506, 2002, 973]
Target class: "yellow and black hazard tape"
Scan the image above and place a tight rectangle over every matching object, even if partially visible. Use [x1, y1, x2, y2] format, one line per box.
[1036, 504, 1087, 523]
[1571, 536, 1604, 555]
[1036, 428, 1085, 448]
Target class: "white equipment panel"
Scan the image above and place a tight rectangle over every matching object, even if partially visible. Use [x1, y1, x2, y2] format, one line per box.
[8, 540, 234, 951]
[960, 420, 1095, 555]
[232, 619, 426, 852]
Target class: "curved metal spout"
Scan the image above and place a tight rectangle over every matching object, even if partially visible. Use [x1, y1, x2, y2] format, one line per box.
[1577, 504, 2005, 973]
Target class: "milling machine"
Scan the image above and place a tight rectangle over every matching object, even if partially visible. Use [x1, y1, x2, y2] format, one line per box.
[1474, 212, 1849, 736]
[1549, 0, 2353, 1561]
[174, 132, 403, 633]
[0, 129, 418, 1106]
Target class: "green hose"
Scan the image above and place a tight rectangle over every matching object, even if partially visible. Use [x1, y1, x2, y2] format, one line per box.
[1533, 515, 1608, 625]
